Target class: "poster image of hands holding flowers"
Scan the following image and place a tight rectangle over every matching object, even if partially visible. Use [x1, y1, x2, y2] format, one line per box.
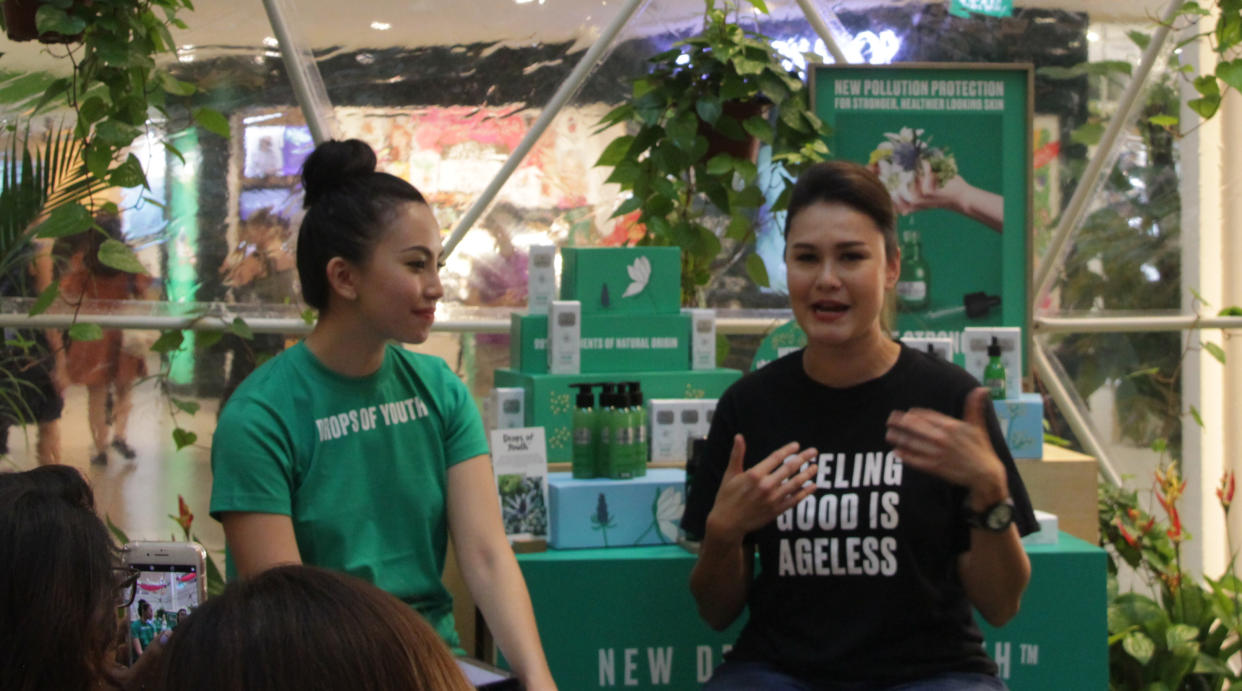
[870, 126, 1004, 232]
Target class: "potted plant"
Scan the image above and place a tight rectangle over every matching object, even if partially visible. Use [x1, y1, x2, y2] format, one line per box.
[0, 0, 228, 450]
[594, 0, 829, 304]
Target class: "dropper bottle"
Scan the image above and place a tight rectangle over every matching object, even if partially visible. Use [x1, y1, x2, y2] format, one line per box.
[984, 336, 1007, 400]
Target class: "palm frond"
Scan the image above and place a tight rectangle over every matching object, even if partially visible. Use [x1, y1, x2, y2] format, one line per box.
[0, 122, 103, 278]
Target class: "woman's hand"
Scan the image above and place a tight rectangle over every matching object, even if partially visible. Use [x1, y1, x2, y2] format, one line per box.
[884, 387, 1008, 508]
[893, 160, 1004, 232]
[705, 435, 820, 543]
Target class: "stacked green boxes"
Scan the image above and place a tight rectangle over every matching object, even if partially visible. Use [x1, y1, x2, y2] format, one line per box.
[500, 246, 741, 466]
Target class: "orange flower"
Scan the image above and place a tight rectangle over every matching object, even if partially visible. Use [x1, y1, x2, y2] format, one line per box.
[1217, 470, 1236, 511]
[172, 495, 194, 540]
[1115, 517, 1138, 548]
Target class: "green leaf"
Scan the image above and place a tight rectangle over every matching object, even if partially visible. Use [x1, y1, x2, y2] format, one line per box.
[69, 323, 103, 342]
[667, 110, 699, 151]
[1196, 75, 1222, 97]
[105, 514, 131, 547]
[706, 154, 734, 177]
[1127, 30, 1151, 50]
[193, 108, 231, 138]
[1071, 122, 1105, 146]
[35, 4, 85, 36]
[172, 427, 198, 451]
[158, 71, 197, 97]
[1203, 341, 1226, 365]
[745, 252, 769, 286]
[743, 115, 773, 143]
[1190, 405, 1204, 428]
[97, 239, 148, 275]
[28, 282, 58, 317]
[1219, 305, 1242, 316]
[1148, 114, 1178, 127]
[695, 97, 723, 126]
[78, 96, 110, 125]
[301, 308, 318, 325]
[95, 119, 142, 148]
[609, 195, 644, 219]
[108, 154, 148, 189]
[85, 141, 112, 180]
[35, 203, 92, 239]
[1217, 59, 1242, 93]
[1167, 623, 1199, 648]
[171, 398, 201, 415]
[1122, 630, 1155, 665]
[195, 330, 223, 350]
[645, 193, 674, 218]
[595, 135, 635, 168]
[150, 330, 185, 354]
[747, 0, 769, 14]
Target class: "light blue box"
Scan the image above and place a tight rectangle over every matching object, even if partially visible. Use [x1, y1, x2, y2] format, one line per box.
[993, 392, 1044, 459]
[548, 469, 686, 549]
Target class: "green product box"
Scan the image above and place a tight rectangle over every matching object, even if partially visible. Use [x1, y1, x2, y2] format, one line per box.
[509, 312, 692, 375]
[494, 368, 742, 464]
[560, 247, 682, 315]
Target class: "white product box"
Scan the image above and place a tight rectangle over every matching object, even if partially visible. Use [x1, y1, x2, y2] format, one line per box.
[649, 402, 683, 463]
[902, 336, 954, 361]
[698, 399, 717, 435]
[485, 387, 526, 431]
[548, 300, 581, 375]
[962, 327, 1022, 397]
[527, 245, 557, 314]
[683, 308, 717, 370]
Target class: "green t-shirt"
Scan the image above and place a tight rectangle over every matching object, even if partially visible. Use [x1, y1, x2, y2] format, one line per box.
[210, 342, 489, 649]
[131, 618, 157, 649]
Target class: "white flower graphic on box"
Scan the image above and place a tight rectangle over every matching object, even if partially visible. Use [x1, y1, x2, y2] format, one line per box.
[622, 256, 651, 298]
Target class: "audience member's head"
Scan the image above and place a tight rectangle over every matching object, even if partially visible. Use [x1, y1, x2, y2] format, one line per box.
[158, 565, 473, 691]
[0, 466, 121, 691]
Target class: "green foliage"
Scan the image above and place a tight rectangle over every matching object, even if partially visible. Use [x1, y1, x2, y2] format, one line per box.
[1161, 0, 1242, 126]
[1099, 475, 1242, 690]
[1051, 78, 1184, 455]
[594, 0, 827, 304]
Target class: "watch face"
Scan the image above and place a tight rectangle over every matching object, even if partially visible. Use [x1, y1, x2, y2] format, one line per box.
[985, 502, 1016, 530]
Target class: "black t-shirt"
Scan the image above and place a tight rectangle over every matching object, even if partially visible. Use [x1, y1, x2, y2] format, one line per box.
[681, 344, 1037, 685]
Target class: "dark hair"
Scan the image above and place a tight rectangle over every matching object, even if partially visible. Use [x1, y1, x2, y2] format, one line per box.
[296, 139, 427, 311]
[784, 160, 898, 258]
[0, 466, 120, 691]
[157, 565, 472, 691]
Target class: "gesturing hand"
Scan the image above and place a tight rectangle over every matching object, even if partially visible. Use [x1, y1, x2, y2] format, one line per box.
[705, 435, 820, 543]
[885, 388, 1007, 507]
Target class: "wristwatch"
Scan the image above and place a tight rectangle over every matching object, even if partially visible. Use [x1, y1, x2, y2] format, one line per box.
[965, 498, 1015, 532]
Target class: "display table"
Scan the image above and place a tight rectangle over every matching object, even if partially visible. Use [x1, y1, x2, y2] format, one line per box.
[511, 531, 1106, 690]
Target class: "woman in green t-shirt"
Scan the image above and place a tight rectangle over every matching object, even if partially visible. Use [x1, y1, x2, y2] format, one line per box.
[211, 139, 555, 690]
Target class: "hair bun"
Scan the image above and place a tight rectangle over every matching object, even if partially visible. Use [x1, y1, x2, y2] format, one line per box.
[301, 139, 378, 207]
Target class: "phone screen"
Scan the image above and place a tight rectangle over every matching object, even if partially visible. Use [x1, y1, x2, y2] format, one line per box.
[124, 562, 202, 662]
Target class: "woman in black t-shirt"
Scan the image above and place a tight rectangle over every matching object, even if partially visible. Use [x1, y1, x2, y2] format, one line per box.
[682, 161, 1036, 690]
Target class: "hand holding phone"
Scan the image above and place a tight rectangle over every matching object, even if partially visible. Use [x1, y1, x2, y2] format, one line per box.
[120, 541, 207, 665]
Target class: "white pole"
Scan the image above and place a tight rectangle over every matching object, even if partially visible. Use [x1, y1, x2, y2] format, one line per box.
[442, 0, 652, 258]
[793, 0, 850, 64]
[1033, 341, 1122, 485]
[260, 0, 338, 144]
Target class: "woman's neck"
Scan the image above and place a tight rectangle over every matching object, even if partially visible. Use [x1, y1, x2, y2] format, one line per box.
[801, 329, 902, 388]
[305, 309, 389, 377]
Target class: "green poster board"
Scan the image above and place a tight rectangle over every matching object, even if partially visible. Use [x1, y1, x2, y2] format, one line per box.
[809, 64, 1032, 375]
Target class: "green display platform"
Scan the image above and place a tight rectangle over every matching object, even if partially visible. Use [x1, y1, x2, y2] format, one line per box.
[511, 532, 1105, 689]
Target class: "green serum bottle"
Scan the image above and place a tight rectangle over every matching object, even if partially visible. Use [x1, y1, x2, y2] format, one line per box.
[626, 382, 647, 478]
[602, 384, 632, 479]
[570, 383, 597, 479]
[897, 228, 931, 312]
[984, 336, 1007, 400]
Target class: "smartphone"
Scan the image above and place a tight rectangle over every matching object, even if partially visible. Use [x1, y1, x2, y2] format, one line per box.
[121, 541, 208, 664]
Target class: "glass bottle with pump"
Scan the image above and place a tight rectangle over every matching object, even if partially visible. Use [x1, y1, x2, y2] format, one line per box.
[897, 227, 930, 312]
[626, 382, 646, 478]
[570, 383, 597, 479]
[984, 336, 1007, 400]
[602, 384, 631, 479]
